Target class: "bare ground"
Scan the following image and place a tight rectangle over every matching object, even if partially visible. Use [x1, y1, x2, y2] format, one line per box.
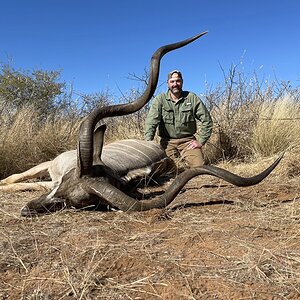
[1, 169, 300, 299]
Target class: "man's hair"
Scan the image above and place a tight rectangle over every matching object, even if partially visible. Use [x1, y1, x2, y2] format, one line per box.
[167, 70, 183, 80]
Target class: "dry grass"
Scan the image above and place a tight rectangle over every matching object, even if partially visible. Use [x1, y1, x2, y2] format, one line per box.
[104, 114, 147, 143]
[1, 96, 300, 176]
[1, 95, 300, 298]
[207, 95, 300, 162]
[0, 107, 80, 178]
[1, 168, 300, 299]
[251, 96, 300, 157]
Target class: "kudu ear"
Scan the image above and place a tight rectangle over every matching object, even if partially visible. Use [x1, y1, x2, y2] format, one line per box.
[93, 123, 107, 165]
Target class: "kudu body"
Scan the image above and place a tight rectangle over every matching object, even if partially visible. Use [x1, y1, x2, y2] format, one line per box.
[0, 138, 173, 192]
[0, 32, 283, 216]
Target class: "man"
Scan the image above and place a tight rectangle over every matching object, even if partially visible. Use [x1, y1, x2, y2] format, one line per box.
[144, 70, 213, 169]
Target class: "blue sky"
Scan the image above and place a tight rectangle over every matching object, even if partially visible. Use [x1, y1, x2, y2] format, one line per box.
[1, 1, 300, 100]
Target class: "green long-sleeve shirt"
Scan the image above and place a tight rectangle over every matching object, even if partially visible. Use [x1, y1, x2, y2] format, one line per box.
[144, 91, 213, 145]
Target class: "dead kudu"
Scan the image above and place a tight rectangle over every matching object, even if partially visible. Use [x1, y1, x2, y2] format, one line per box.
[1, 32, 283, 216]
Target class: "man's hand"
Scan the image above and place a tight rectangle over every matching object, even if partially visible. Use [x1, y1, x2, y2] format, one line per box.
[187, 140, 203, 150]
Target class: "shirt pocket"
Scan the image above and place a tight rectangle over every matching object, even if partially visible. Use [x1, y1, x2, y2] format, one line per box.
[181, 107, 194, 123]
[162, 108, 174, 124]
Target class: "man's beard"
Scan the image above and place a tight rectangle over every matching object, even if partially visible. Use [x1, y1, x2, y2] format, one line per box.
[170, 87, 182, 94]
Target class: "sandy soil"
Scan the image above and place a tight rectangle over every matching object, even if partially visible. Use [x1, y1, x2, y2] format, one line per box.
[0, 173, 300, 299]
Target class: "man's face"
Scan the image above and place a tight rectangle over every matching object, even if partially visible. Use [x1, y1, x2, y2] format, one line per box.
[167, 73, 183, 94]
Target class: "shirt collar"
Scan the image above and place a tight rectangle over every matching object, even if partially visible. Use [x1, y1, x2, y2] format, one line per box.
[166, 90, 184, 102]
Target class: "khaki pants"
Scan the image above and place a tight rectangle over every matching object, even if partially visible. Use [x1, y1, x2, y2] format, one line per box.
[160, 136, 204, 169]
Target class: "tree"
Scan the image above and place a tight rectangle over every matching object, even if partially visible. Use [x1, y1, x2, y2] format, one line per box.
[0, 63, 65, 118]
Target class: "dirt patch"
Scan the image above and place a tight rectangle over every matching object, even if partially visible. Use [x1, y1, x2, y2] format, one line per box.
[1, 175, 300, 299]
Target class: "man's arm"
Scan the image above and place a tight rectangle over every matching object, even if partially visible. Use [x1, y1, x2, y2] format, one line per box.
[144, 97, 162, 141]
[194, 96, 213, 145]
